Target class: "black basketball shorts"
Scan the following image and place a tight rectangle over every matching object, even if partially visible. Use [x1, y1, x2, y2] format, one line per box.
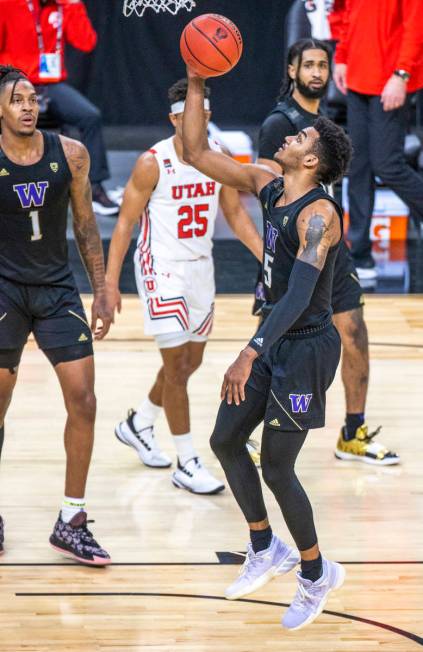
[0, 276, 93, 356]
[247, 323, 341, 431]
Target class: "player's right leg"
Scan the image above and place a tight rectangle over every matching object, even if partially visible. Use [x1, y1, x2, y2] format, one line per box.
[0, 277, 32, 555]
[0, 360, 21, 556]
[210, 382, 300, 600]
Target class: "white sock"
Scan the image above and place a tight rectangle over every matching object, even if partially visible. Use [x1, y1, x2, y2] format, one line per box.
[61, 496, 86, 523]
[173, 433, 197, 466]
[134, 397, 162, 431]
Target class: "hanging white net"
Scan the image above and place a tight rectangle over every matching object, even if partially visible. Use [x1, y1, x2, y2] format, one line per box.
[123, 0, 196, 17]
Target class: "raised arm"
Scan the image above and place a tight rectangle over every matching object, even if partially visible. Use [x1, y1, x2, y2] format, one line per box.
[222, 199, 341, 405]
[62, 136, 112, 340]
[219, 185, 262, 261]
[183, 70, 275, 194]
[106, 152, 159, 313]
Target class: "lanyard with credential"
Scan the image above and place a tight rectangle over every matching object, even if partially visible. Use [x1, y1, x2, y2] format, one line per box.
[26, 0, 64, 55]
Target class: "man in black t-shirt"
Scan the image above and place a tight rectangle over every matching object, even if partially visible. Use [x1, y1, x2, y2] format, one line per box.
[254, 39, 398, 466]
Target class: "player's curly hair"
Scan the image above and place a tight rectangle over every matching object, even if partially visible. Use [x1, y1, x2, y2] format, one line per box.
[0, 65, 29, 101]
[278, 38, 332, 100]
[168, 78, 211, 105]
[312, 116, 352, 185]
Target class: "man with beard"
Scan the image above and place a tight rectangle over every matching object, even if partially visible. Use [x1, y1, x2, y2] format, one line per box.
[252, 39, 399, 466]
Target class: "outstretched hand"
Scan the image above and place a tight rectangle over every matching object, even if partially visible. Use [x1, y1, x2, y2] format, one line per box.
[186, 65, 206, 81]
[91, 292, 113, 340]
[221, 347, 258, 406]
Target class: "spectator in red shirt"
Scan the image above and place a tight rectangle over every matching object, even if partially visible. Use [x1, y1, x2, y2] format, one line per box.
[0, 0, 118, 215]
[331, 0, 423, 278]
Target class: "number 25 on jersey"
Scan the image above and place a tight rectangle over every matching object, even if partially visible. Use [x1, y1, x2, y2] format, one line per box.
[178, 204, 209, 239]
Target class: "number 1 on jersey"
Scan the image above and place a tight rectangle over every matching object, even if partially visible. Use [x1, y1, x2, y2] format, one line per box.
[29, 210, 42, 241]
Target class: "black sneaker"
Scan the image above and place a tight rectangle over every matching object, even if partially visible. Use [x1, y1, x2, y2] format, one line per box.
[49, 511, 111, 566]
[92, 183, 119, 216]
[0, 516, 4, 555]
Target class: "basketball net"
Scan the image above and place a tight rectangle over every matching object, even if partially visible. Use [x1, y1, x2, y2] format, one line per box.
[123, 0, 196, 17]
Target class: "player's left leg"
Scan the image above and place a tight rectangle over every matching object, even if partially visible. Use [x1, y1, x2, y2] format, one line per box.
[333, 307, 399, 465]
[45, 347, 111, 566]
[32, 284, 110, 566]
[260, 426, 345, 630]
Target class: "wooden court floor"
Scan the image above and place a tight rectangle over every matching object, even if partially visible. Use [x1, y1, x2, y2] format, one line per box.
[0, 295, 422, 651]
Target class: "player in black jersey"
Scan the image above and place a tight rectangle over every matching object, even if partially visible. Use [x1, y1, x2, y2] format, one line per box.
[256, 39, 398, 466]
[183, 69, 352, 630]
[0, 65, 112, 565]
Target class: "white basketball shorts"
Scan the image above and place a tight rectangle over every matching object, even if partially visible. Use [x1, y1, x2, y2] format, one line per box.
[134, 254, 215, 343]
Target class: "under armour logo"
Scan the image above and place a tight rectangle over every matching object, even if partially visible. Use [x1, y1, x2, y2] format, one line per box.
[289, 393, 313, 413]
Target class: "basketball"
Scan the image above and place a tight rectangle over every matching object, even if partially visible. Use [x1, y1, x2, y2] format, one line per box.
[180, 14, 243, 78]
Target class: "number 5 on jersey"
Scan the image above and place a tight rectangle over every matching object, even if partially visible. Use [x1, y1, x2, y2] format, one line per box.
[264, 252, 274, 288]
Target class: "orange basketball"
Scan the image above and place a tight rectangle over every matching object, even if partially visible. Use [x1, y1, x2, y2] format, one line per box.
[180, 14, 243, 78]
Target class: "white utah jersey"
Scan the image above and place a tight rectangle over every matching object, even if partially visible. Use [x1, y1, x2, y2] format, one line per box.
[137, 136, 222, 263]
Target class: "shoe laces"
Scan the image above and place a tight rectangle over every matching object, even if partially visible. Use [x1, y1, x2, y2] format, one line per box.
[293, 575, 326, 610]
[75, 519, 100, 548]
[356, 425, 382, 442]
[238, 544, 271, 577]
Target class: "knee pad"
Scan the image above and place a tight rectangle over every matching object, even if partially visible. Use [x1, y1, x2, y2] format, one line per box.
[43, 343, 93, 367]
[0, 348, 23, 373]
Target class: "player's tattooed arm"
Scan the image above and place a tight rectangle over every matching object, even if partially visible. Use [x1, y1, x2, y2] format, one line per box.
[183, 70, 276, 195]
[296, 200, 341, 270]
[62, 137, 113, 339]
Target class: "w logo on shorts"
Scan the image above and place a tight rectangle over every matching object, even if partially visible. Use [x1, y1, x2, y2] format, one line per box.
[13, 181, 49, 208]
[289, 393, 313, 413]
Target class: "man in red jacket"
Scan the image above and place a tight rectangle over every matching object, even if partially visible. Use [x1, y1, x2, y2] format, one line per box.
[331, 0, 423, 278]
[0, 0, 118, 215]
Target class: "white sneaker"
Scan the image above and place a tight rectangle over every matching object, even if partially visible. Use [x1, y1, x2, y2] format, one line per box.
[115, 409, 172, 468]
[356, 266, 378, 281]
[282, 558, 346, 630]
[225, 536, 300, 600]
[172, 457, 225, 495]
[107, 186, 124, 206]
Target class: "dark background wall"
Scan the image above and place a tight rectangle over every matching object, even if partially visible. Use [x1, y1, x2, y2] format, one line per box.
[67, 0, 294, 126]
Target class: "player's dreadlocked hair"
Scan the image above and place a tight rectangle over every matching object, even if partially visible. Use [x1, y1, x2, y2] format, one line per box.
[0, 65, 29, 101]
[277, 38, 332, 100]
[168, 78, 211, 105]
[312, 116, 352, 185]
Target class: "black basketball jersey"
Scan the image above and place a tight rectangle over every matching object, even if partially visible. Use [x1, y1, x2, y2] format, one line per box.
[0, 131, 73, 285]
[260, 178, 343, 329]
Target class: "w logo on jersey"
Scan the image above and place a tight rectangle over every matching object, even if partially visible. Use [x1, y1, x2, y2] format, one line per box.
[13, 181, 49, 208]
[265, 221, 278, 253]
[289, 393, 313, 413]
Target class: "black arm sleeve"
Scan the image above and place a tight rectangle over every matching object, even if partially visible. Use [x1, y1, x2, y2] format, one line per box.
[248, 260, 321, 355]
[257, 112, 296, 160]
